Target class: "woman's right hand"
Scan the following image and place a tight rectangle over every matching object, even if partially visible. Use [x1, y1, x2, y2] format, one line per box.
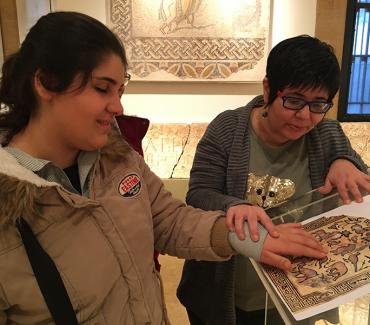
[260, 223, 327, 271]
[226, 204, 280, 241]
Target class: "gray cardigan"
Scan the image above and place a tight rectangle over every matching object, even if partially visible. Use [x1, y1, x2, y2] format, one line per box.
[177, 96, 368, 325]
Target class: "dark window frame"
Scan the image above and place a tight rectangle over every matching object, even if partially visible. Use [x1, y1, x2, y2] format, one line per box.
[338, 0, 370, 121]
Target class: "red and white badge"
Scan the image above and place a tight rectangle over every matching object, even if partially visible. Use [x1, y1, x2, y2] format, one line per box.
[118, 173, 141, 197]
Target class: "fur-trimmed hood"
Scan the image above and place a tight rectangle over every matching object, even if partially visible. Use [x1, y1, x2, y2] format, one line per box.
[0, 126, 132, 228]
[0, 147, 54, 228]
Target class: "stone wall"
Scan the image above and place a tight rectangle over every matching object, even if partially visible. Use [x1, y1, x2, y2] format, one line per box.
[143, 123, 207, 178]
[143, 122, 370, 178]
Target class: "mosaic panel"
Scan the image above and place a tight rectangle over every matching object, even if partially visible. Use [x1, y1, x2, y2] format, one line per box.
[109, 0, 270, 81]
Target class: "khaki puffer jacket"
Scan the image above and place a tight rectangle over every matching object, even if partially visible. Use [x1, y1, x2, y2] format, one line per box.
[0, 132, 230, 325]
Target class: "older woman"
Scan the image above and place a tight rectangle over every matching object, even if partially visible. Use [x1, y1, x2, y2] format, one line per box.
[177, 35, 370, 325]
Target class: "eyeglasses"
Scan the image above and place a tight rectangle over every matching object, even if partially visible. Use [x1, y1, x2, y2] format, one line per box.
[277, 91, 333, 114]
[124, 73, 131, 87]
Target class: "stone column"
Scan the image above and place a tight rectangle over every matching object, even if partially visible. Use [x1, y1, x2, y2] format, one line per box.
[0, 0, 20, 58]
[315, 0, 347, 120]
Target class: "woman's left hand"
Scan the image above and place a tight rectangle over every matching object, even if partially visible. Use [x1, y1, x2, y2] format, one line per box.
[318, 159, 370, 204]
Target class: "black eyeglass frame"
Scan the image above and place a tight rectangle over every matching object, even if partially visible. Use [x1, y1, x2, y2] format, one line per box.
[277, 93, 333, 114]
[123, 73, 131, 86]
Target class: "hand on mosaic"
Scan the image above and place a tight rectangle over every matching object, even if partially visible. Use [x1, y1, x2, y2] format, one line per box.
[261, 223, 327, 272]
[226, 204, 279, 241]
[318, 159, 370, 204]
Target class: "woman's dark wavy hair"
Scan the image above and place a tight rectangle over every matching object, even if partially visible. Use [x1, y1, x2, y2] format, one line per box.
[0, 11, 127, 145]
[265, 35, 340, 105]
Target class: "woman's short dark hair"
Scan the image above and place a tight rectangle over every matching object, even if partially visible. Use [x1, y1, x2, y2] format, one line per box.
[265, 35, 340, 105]
[0, 11, 127, 144]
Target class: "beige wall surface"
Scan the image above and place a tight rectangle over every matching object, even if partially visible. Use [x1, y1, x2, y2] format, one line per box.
[50, 0, 107, 23]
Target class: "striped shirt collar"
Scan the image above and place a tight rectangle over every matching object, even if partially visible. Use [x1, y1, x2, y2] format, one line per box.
[4, 147, 50, 172]
[3, 147, 98, 196]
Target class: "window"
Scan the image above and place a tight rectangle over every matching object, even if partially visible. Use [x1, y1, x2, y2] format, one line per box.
[338, 0, 370, 121]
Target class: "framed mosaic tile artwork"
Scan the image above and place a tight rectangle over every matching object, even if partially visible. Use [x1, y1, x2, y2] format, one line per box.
[109, 0, 271, 82]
